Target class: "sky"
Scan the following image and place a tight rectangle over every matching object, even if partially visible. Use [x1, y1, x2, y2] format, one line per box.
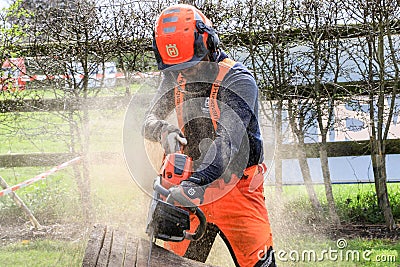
[0, 0, 9, 9]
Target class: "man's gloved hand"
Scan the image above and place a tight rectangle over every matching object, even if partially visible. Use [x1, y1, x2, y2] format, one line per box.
[160, 124, 187, 154]
[169, 180, 205, 207]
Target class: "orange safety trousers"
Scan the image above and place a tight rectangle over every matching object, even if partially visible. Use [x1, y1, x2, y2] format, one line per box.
[165, 164, 274, 267]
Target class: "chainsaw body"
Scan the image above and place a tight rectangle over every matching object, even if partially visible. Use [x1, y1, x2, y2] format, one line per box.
[160, 153, 193, 190]
[146, 152, 206, 242]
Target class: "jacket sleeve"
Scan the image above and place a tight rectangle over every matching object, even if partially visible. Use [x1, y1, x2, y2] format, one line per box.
[142, 73, 176, 142]
[191, 68, 259, 185]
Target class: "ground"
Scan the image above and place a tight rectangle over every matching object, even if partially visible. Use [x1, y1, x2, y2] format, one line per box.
[0, 222, 88, 247]
[329, 224, 400, 240]
[1, 222, 398, 248]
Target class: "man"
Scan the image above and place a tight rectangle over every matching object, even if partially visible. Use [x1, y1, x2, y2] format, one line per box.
[143, 4, 276, 267]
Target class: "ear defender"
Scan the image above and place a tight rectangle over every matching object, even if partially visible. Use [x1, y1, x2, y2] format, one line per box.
[152, 32, 165, 70]
[194, 31, 209, 58]
[195, 20, 220, 55]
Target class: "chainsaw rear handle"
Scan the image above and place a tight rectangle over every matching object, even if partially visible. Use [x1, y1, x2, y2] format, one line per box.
[153, 176, 207, 241]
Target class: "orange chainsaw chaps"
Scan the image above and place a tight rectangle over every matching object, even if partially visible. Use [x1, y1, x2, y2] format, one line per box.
[164, 170, 274, 267]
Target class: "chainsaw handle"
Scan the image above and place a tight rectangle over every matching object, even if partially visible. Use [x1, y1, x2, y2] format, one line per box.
[184, 206, 207, 241]
[153, 176, 207, 241]
[153, 178, 170, 197]
[166, 195, 206, 241]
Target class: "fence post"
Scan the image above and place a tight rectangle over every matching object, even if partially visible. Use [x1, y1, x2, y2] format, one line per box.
[0, 176, 41, 229]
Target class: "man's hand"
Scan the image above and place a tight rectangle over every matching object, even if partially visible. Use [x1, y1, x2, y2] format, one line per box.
[160, 124, 187, 154]
[169, 180, 205, 207]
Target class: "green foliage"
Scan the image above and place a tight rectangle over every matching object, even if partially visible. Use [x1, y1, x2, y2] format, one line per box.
[0, 0, 32, 58]
[273, 184, 400, 225]
[0, 168, 83, 225]
[337, 189, 383, 223]
[5, 0, 33, 20]
[334, 184, 400, 224]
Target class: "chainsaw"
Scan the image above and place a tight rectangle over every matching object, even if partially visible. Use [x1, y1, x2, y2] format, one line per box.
[145, 152, 207, 264]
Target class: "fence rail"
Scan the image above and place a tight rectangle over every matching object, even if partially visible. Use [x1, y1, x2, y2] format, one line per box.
[1, 139, 400, 168]
[0, 95, 140, 113]
[0, 152, 122, 168]
[278, 139, 400, 158]
[0, 93, 399, 167]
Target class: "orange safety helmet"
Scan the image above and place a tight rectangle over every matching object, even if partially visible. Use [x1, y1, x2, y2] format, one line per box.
[153, 4, 220, 70]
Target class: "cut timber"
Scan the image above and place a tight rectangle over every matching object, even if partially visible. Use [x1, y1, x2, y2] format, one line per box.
[82, 224, 218, 267]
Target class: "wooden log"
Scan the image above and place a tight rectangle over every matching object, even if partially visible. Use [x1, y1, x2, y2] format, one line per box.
[82, 224, 218, 267]
[108, 230, 127, 266]
[123, 236, 138, 267]
[82, 224, 107, 267]
[97, 226, 113, 267]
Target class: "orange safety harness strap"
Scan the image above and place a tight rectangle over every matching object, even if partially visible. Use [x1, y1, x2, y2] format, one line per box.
[174, 58, 236, 133]
[174, 73, 186, 134]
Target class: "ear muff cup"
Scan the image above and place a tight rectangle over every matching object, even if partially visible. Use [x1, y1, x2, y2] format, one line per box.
[152, 33, 164, 70]
[195, 20, 220, 53]
[193, 31, 209, 58]
[206, 31, 220, 53]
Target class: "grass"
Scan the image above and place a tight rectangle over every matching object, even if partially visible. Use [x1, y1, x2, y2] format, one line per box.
[0, 240, 85, 267]
[269, 183, 400, 224]
[0, 109, 125, 154]
[0, 167, 82, 224]
[0, 111, 71, 154]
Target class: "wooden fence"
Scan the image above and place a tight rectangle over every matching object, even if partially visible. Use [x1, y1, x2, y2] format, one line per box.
[1, 93, 400, 168]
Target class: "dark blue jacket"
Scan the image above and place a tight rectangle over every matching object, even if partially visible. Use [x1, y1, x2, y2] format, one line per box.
[143, 52, 264, 185]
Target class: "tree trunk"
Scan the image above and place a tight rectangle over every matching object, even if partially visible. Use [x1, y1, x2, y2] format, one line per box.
[370, 140, 397, 230]
[368, 18, 397, 231]
[297, 141, 323, 214]
[274, 100, 283, 196]
[69, 110, 91, 222]
[287, 99, 323, 214]
[80, 50, 93, 222]
[319, 142, 340, 225]
[82, 224, 217, 267]
[81, 106, 93, 222]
